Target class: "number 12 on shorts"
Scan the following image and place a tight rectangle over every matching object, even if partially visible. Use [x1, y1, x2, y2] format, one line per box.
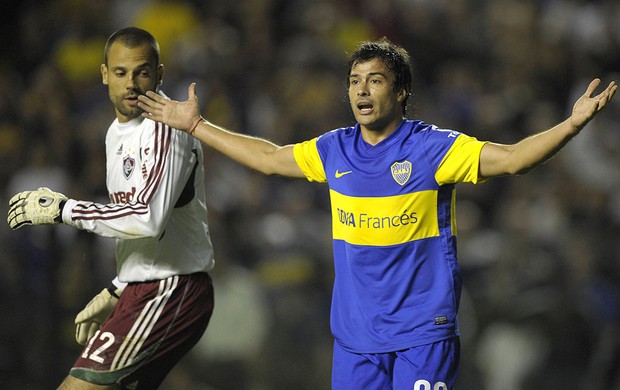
[82, 330, 116, 363]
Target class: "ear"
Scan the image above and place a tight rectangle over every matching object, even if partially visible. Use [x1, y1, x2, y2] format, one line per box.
[101, 64, 108, 86]
[157, 64, 165, 86]
[397, 88, 408, 102]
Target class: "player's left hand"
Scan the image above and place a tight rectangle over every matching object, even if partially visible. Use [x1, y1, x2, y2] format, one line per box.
[138, 83, 202, 132]
[7, 187, 67, 229]
[570, 78, 617, 131]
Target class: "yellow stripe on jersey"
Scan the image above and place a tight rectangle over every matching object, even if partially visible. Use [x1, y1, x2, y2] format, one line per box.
[435, 135, 487, 185]
[331, 189, 442, 246]
[293, 138, 326, 183]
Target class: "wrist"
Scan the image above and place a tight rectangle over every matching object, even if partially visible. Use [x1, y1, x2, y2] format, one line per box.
[567, 117, 583, 136]
[54, 200, 67, 223]
[106, 285, 121, 299]
[188, 115, 204, 136]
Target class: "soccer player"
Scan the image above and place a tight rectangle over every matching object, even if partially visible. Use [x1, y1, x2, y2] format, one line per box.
[137, 38, 616, 389]
[7, 27, 215, 389]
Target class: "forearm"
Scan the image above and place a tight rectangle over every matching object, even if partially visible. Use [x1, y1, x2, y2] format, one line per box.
[137, 86, 304, 177]
[61, 198, 165, 238]
[191, 118, 303, 177]
[481, 117, 579, 177]
[511, 117, 579, 173]
[480, 78, 616, 179]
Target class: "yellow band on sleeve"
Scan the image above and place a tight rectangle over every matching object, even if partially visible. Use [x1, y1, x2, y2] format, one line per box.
[436, 135, 487, 185]
[293, 138, 327, 183]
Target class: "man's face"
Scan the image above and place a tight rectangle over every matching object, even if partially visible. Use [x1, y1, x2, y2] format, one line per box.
[101, 42, 163, 122]
[348, 58, 406, 133]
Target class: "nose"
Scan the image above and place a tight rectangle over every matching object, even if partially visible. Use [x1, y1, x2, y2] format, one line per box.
[356, 81, 369, 96]
[126, 74, 139, 90]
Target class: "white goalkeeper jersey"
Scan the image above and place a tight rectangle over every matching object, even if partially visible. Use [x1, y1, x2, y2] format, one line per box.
[61, 115, 214, 282]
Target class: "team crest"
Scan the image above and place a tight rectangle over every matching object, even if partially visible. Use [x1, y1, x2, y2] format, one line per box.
[391, 160, 412, 186]
[123, 155, 135, 180]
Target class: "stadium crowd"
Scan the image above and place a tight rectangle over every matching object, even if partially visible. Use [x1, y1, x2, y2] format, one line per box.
[0, 0, 619, 389]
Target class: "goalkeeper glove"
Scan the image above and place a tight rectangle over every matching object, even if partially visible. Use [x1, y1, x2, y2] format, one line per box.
[7, 187, 67, 229]
[74, 287, 121, 345]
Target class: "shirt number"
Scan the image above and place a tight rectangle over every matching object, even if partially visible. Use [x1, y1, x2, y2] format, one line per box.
[414, 380, 448, 390]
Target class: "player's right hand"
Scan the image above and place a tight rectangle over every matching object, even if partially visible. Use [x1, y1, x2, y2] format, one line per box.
[7, 187, 67, 229]
[75, 288, 121, 345]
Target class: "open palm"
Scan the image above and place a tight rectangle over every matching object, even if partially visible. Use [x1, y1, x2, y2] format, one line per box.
[138, 83, 202, 131]
[570, 78, 617, 130]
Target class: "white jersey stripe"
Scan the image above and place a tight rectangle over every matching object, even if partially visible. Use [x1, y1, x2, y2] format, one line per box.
[117, 283, 167, 367]
[127, 276, 178, 364]
[111, 281, 164, 370]
[111, 276, 178, 370]
[112, 277, 173, 369]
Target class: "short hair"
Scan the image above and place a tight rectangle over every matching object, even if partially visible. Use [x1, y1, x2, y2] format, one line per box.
[347, 38, 412, 115]
[104, 27, 160, 66]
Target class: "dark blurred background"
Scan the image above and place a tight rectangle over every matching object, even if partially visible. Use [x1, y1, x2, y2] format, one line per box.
[1, 0, 619, 389]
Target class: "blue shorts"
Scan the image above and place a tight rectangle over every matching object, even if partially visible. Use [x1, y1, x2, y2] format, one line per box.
[332, 337, 460, 390]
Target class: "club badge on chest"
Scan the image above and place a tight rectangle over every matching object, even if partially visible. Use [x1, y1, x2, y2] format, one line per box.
[123, 155, 136, 180]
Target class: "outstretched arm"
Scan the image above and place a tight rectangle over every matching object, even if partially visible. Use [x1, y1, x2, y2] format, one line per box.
[479, 78, 617, 178]
[138, 84, 305, 178]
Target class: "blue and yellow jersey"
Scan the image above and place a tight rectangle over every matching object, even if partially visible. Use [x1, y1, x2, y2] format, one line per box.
[293, 119, 486, 353]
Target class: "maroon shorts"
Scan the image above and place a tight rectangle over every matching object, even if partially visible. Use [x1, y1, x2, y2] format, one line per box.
[70, 272, 213, 388]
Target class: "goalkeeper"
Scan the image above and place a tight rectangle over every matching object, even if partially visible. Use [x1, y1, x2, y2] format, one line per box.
[7, 27, 215, 389]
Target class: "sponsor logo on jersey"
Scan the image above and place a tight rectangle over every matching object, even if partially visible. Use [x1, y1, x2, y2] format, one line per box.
[116, 144, 123, 155]
[109, 187, 136, 204]
[123, 155, 135, 180]
[336, 207, 419, 229]
[330, 189, 441, 246]
[391, 161, 412, 186]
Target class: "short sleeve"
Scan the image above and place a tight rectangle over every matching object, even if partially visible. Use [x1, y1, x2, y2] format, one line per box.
[293, 138, 327, 183]
[435, 135, 488, 185]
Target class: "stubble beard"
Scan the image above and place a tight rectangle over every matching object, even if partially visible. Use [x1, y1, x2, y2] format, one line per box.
[113, 95, 143, 120]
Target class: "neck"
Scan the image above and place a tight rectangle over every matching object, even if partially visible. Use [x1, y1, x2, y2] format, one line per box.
[360, 117, 404, 145]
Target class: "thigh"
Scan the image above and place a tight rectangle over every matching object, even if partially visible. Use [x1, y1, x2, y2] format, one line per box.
[70, 272, 214, 389]
[393, 337, 460, 390]
[331, 341, 394, 390]
[58, 375, 118, 390]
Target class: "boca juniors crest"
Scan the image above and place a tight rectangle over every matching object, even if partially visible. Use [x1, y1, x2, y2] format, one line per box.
[391, 160, 412, 186]
[123, 155, 136, 180]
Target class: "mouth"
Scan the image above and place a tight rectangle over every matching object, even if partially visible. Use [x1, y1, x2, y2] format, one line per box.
[125, 95, 140, 105]
[357, 101, 373, 114]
